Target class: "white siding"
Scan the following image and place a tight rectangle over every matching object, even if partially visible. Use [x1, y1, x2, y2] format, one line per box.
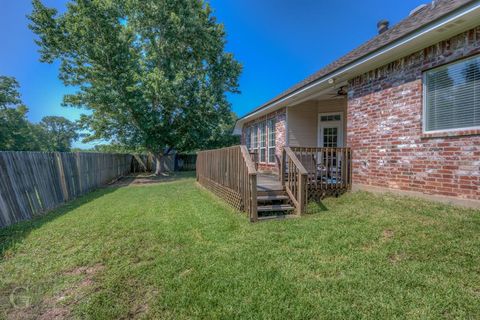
[287, 101, 317, 147]
[287, 98, 347, 146]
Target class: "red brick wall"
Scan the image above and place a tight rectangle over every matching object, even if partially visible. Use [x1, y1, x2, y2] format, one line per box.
[241, 108, 286, 173]
[347, 26, 480, 200]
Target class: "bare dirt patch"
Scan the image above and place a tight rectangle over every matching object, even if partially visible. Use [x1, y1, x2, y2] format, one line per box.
[64, 263, 105, 277]
[388, 252, 407, 264]
[6, 264, 105, 320]
[110, 172, 191, 188]
[381, 229, 395, 241]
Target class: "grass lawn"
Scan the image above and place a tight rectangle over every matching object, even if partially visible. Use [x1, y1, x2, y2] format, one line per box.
[0, 172, 479, 319]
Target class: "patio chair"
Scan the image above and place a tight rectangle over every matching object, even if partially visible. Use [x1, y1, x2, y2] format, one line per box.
[297, 153, 321, 183]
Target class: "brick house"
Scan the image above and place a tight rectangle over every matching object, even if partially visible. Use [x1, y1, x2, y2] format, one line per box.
[234, 0, 480, 208]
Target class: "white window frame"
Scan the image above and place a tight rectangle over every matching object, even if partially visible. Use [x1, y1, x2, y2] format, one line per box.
[252, 124, 258, 152]
[267, 118, 276, 164]
[317, 112, 344, 148]
[245, 127, 251, 150]
[259, 121, 267, 163]
[422, 55, 480, 134]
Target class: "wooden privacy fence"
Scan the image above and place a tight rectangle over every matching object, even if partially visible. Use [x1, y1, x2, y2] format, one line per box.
[131, 153, 195, 172]
[175, 154, 197, 171]
[196, 146, 258, 221]
[131, 154, 175, 173]
[0, 152, 132, 227]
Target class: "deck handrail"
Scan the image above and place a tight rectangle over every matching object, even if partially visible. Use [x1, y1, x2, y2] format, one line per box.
[240, 145, 257, 175]
[284, 147, 308, 175]
[197, 145, 258, 221]
[282, 146, 353, 213]
[283, 147, 308, 215]
[289, 147, 352, 189]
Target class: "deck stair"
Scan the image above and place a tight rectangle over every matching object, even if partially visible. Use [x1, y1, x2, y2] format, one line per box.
[256, 175, 296, 219]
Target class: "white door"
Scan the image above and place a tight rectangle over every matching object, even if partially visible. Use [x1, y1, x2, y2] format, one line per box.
[318, 113, 343, 148]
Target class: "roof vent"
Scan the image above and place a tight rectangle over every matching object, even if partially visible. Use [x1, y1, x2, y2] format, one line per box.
[409, 4, 428, 16]
[377, 20, 389, 34]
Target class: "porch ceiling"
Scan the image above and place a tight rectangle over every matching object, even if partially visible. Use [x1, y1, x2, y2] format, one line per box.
[288, 81, 348, 107]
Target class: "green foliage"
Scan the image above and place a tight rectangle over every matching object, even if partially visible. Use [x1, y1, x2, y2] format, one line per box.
[0, 105, 41, 151]
[0, 76, 79, 152]
[0, 178, 479, 318]
[29, 0, 242, 156]
[203, 111, 240, 149]
[0, 76, 22, 109]
[0, 76, 41, 151]
[39, 116, 79, 152]
[92, 143, 145, 154]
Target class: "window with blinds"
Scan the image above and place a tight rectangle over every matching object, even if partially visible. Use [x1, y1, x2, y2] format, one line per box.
[267, 118, 276, 163]
[252, 124, 258, 151]
[424, 54, 480, 132]
[259, 121, 267, 163]
[245, 127, 251, 150]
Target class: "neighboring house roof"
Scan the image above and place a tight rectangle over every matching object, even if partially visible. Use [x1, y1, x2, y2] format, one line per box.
[237, 0, 476, 122]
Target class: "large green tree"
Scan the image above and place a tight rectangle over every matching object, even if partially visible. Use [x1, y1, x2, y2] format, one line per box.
[0, 76, 22, 110]
[203, 111, 239, 149]
[0, 76, 40, 151]
[39, 116, 79, 152]
[29, 0, 241, 174]
[0, 76, 79, 152]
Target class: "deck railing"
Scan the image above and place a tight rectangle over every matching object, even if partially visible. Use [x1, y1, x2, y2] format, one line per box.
[282, 147, 308, 215]
[282, 146, 352, 213]
[196, 145, 258, 221]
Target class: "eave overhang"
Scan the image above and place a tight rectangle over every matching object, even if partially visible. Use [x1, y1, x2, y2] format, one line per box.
[233, 0, 480, 135]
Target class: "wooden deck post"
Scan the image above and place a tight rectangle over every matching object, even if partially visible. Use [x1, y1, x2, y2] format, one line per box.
[250, 174, 258, 222]
[280, 148, 286, 186]
[298, 172, 307, 215]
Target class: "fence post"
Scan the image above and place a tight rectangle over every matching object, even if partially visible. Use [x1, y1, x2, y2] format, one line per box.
[55, 152, 69, 202]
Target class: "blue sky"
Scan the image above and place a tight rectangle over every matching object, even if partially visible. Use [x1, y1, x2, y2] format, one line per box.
[0, 0, 426, 148]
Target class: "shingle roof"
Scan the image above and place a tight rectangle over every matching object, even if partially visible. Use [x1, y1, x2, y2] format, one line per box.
[240, 0, 475, 119]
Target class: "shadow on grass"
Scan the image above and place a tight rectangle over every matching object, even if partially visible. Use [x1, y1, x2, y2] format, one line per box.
[0, 171, 198, 258]
[112, 171, 196, 187]
[0, 187, 121, 259]
[305, 200, 329, 214]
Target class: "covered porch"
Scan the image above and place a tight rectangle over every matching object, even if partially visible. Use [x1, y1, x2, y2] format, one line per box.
[287, 95, 347, 152]
[264, 85, 352, 215]
[198, 84, 352, 220]
[245, 82, 349, 178]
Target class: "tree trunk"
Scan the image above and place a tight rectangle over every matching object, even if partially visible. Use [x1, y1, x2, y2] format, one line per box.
[154, 152, 163, 176]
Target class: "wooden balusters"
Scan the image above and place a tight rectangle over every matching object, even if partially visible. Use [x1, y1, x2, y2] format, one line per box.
[196, 146, 258, 221]
[283, 146, 352, 205]
[282, 147, 308, 215]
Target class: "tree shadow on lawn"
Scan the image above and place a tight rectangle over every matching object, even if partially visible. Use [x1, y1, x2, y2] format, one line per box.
[112, 171, 196, 187]
[0, 171, 196, 259]
[0, 186, 120, 260]
[305, 200, 329, 214]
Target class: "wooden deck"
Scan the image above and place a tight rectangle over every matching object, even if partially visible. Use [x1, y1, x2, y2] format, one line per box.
[257, 173, 283, 192]
[197, 145, 352, 222]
